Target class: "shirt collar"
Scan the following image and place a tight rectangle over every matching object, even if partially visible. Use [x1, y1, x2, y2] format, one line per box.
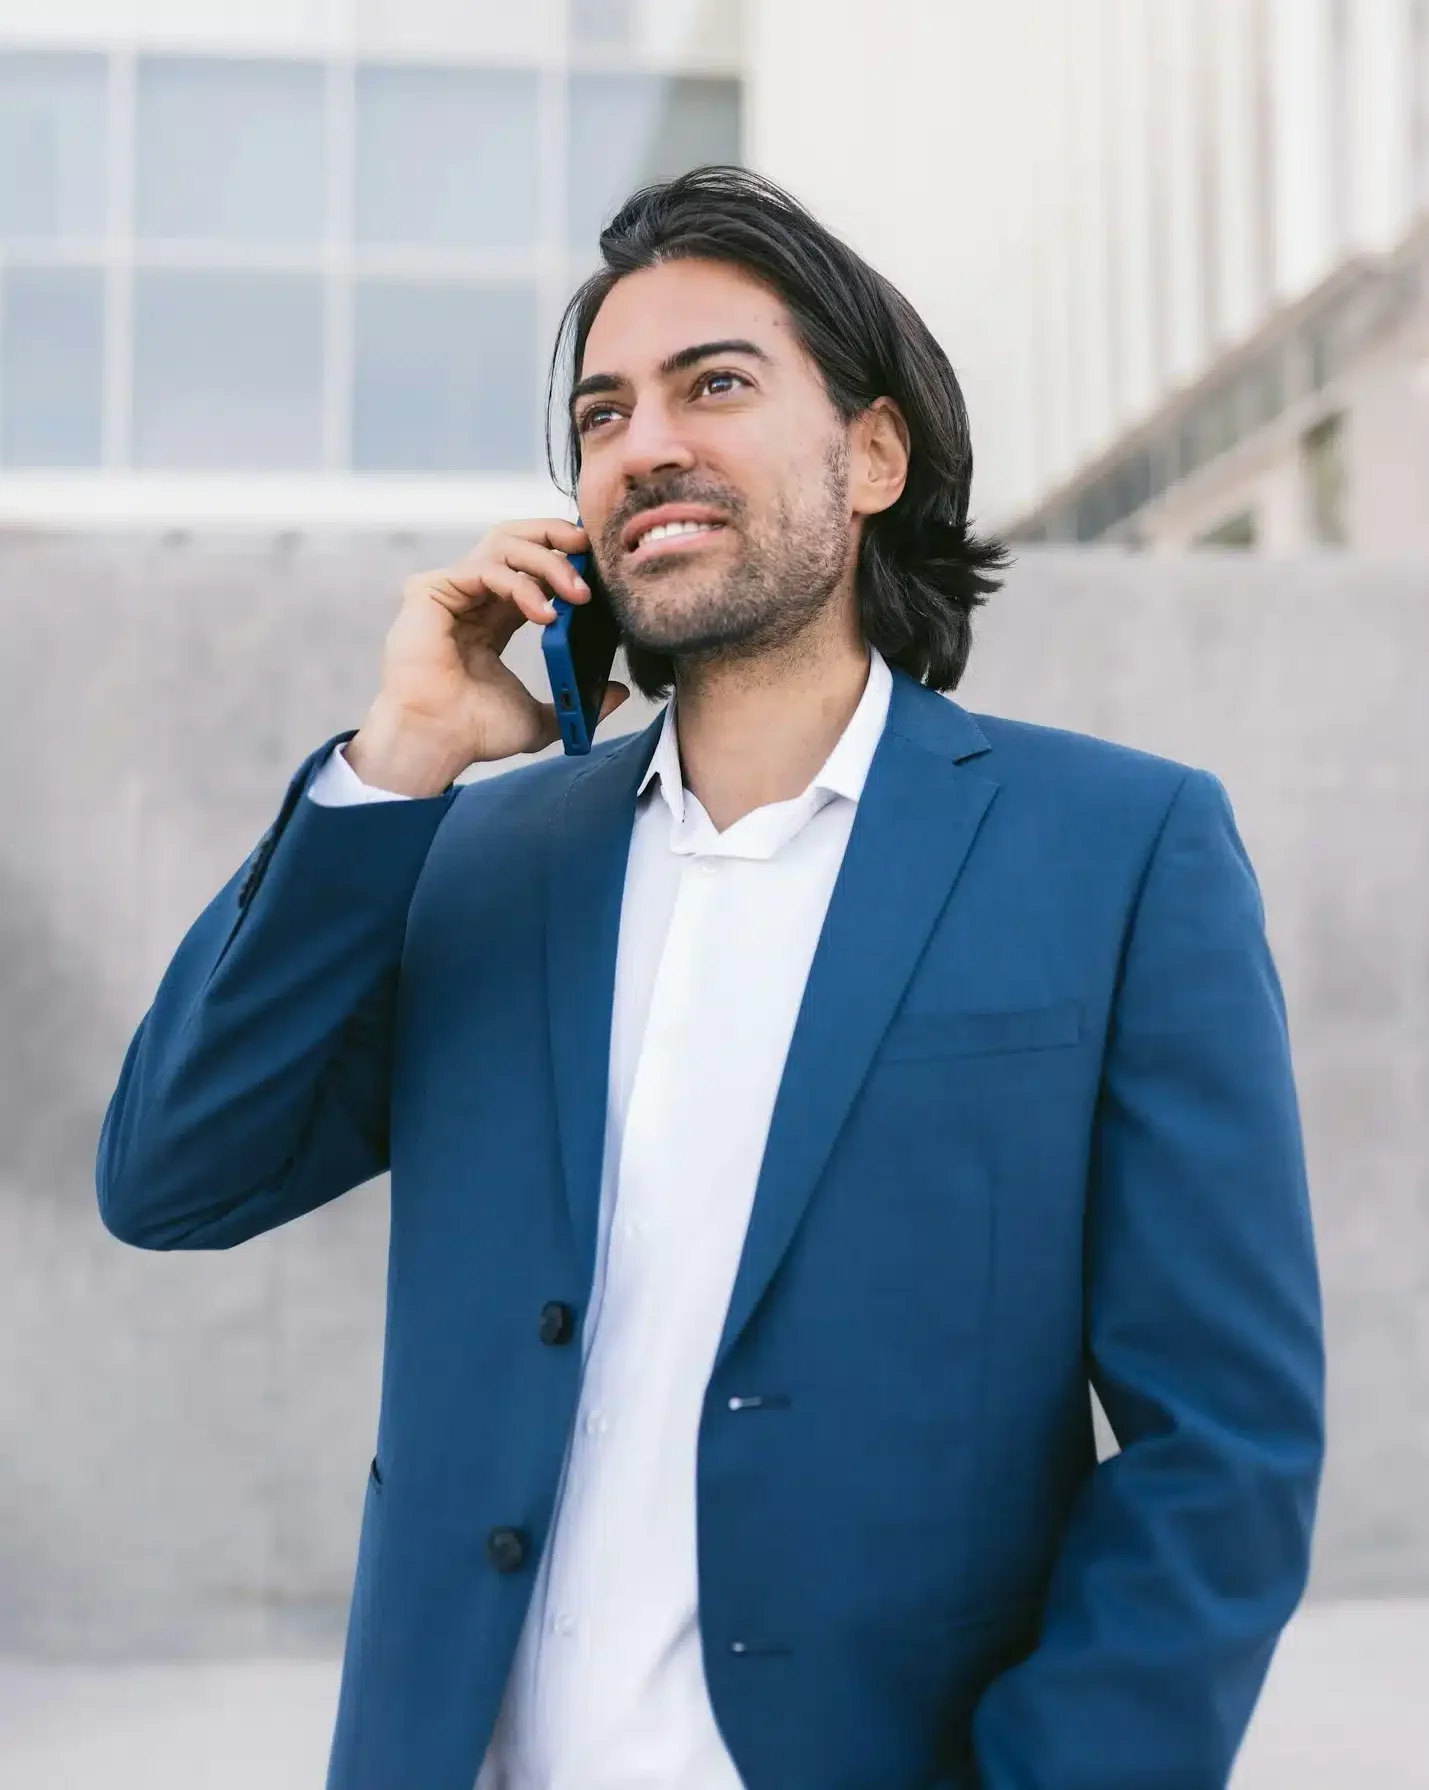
[637, 647, 893, 828]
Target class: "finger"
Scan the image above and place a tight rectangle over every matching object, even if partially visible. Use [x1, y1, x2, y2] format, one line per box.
[447, 520, 586, 576]
[502, 518, 590, 554]
[437, 533, 590, 607]
[508, 571, 556, 625]
[481, 564, 557, 626]
[453, 580, 527, 653]
[598, 682, 630, 722]
[500, 537, 591, 603]
[405, 567, 480, 614]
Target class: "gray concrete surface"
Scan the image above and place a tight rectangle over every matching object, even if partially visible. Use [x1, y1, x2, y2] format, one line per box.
[961, 552, 1429, 1606]
[0, 538, 1426, 1660]
[1, 1600, 1425, 1787]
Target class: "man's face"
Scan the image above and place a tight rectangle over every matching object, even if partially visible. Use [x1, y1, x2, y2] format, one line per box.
[572, 257, 854, 667]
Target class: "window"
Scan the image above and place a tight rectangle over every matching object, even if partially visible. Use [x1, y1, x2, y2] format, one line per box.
[1302, 413, 1348, 546]
[355, 0, 545, 60]
[133, 271, 325, 468]
[352, 282, 538, 471]
[136, 59, 326, 242]
[355, 67, 538, 249]
[1236, 353, 1284, 434]
[1073, 480, 1112, 541]
[1, 267, 104, 464]
[1069, 450, 1156, 542]
[1194, 511, 1257, 550]
[567, 74, 740, 246]
[1178, 383, 1241, 479]
[570, 0, 636, 49]
[0, 45, 742, 478]
[0, 54, 107, 241]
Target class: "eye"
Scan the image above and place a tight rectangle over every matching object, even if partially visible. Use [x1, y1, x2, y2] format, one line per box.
[696, 369, 750, 399]
[577, 403, 621, 436]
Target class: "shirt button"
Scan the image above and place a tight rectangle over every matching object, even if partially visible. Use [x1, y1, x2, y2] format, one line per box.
[552, 1611, 577, 1637]
[583, 1410, 609, 1436]
[622, 1217, 644, 1242]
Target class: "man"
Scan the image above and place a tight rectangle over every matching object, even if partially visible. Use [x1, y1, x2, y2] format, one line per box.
[98, 168, 1324, 1789]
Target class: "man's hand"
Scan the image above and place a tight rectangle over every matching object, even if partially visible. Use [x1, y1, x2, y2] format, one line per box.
[345, 520, 629, 796]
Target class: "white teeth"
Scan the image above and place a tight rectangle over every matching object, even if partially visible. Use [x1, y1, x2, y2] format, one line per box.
[636, 519, 719, 549]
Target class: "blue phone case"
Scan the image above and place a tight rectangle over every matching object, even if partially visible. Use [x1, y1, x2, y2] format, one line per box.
[541, 577, 596, 756]
[542, 543, 620, 756]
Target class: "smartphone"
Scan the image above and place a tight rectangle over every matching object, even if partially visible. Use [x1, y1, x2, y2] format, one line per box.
[541, 527, 621, 756]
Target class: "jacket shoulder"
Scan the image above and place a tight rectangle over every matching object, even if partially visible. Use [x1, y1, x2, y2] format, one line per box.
[969, 709, 1202, 802]
[962, 709, 1232, 860]
[891, 673, 1202, 810]
[446, 728, 645, 824]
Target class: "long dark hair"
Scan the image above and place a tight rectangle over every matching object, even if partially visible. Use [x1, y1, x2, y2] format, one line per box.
[547, 165, 1009, 695]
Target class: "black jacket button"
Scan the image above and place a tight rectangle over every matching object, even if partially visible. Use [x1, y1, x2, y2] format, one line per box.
[538, 1300, 576, 1346]
[486, 1527, 528, 1574]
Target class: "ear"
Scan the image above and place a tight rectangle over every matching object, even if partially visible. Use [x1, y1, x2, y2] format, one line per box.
[849, 397, 910, 520]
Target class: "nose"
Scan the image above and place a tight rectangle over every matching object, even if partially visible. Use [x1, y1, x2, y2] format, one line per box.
[616, 395, 696, 486]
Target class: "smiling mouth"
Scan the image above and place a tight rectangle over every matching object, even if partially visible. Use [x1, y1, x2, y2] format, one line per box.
[628, 519, 727, 558]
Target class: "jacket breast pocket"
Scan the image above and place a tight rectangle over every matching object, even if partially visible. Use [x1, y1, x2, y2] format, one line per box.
[878, 999, 1083, 1064]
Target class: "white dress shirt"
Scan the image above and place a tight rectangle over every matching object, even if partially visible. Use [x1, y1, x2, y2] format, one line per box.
[309, 649, 893, 1790]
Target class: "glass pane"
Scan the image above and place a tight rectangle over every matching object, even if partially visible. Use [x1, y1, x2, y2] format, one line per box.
[569, 0, 634, 49]
[1303, 413, 1348, 546]
[567, 74, 739, 247]
[642, 0, 743, 63]
[1194, 511, 1258, 550]
[355, 66, 537, 249]
[0, 53, 107, 240]
[136, 58, 325, 242]
[1, 266, 103, 464]
[133, 270, 324, 467]
[355, 0, 545, 61]
[352, 282, 537, 471]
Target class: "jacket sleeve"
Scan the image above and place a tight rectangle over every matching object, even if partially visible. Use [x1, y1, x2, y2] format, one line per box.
[970, 769, 1326, 1788]
[97, 736, 457, 1251]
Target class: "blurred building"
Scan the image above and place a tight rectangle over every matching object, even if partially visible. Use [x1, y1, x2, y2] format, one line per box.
[1013, 217, 1429, 550]
[1007, 6, 1429, 550]
[1005, 0, 1429, 546]
[2, 0, 1426, 544]
[747, 0, 1429, 544]
[0, 0, 740, 532]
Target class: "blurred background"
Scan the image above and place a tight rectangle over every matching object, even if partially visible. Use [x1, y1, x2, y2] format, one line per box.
[0, 1, 1425, 1785]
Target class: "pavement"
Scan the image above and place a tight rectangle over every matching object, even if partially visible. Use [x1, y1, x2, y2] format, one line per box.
[0, 1599, 1425, 1788]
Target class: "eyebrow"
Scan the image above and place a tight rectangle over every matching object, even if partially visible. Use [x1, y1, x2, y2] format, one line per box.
[570, 338, 772, 409]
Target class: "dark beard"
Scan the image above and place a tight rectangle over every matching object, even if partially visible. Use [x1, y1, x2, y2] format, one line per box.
[596, 447, 851, 701]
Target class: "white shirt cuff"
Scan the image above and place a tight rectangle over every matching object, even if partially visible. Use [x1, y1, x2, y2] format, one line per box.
[306, 741, 415, 807]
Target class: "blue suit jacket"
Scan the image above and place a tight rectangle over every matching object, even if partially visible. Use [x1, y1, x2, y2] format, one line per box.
[98, 672, 1323, 1789]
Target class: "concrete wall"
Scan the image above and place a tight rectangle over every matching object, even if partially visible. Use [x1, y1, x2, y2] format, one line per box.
[0, 537, 1424, 1659]
[962, 551, 1429, 1608]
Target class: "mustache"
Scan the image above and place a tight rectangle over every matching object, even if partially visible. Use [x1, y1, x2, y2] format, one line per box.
[602, 478, 747, 555]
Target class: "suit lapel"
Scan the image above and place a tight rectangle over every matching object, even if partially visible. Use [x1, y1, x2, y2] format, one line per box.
[715, 678, 999, 1370]
[546, 721, 661, 1290]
